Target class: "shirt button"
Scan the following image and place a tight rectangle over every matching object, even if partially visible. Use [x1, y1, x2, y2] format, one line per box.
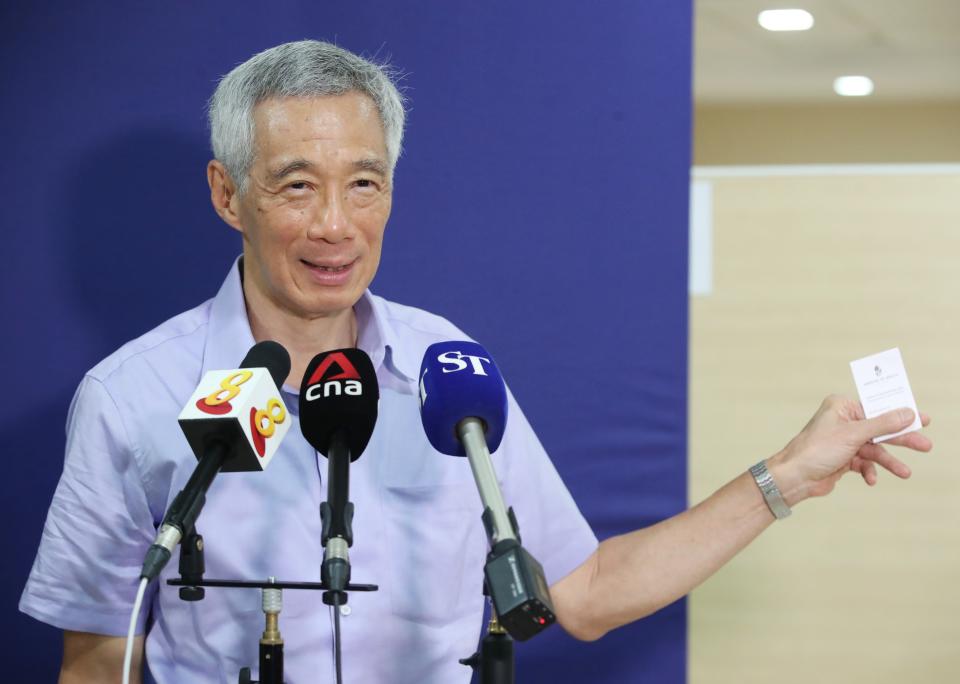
[339, 605, 352, 616]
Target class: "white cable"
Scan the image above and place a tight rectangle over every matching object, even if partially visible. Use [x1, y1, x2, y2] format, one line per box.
[123, 577, 149, 684]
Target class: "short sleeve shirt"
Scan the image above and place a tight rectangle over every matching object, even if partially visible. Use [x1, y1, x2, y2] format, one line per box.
[20, 259, 598, 684]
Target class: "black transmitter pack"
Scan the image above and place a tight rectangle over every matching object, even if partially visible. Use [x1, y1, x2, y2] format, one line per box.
[484, 538, 556, 641]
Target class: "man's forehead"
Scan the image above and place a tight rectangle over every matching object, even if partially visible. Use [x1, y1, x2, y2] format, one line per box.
[251, 93, 388, 161]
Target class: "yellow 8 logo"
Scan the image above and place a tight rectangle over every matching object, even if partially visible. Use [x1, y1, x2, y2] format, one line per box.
[254, 398, 287, 438]
[204, 370, 253, 406]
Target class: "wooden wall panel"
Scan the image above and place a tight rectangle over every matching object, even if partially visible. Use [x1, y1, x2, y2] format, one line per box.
[689, 172, 960, 683]
[694, 103, 960, 165]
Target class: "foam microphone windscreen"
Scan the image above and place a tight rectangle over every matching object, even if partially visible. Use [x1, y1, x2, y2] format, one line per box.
[299, 348, 379, 459]
[241, 340, 291, 388]
[418, 341, 508, 457]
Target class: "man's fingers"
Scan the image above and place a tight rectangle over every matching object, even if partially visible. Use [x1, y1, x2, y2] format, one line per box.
[881, 430, 933, 452]
[857, 443, 912, 479]
[851, 456, 878, 486]
[853, 408, 915, 443]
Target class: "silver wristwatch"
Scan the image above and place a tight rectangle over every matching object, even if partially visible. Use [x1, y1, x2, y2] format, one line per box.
[749, 460, 792, 520]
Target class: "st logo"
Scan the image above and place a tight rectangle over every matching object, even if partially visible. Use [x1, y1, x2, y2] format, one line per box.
[437, 350, 492, 376]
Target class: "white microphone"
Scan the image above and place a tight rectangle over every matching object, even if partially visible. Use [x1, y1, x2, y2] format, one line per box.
[140, 341, 292, 581]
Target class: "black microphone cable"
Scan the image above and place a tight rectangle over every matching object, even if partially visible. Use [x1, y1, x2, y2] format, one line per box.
[332, 593, 343, 684]
[314, 444, 344, 684]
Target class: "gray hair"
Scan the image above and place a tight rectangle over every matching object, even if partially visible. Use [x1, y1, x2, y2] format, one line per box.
[208, 40, 406, 192]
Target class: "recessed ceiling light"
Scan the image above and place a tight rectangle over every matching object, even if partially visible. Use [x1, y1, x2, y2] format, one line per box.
[833, 76, 874, 97]
[758, 9, 815, 31]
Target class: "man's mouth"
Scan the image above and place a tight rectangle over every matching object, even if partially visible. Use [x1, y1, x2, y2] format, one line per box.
[300, 258, 358, 286]
[301, 259, 355, 272]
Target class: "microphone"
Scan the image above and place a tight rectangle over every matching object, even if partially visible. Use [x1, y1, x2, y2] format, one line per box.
[298, 348, 378, 601]
[140, 341, 292, 581]
[419, 341, 555, 641]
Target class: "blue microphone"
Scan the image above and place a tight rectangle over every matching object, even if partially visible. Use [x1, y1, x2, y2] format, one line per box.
[418, 341, 507, 456]
[419, 341, 511, 542]
[419, 341, 555, 641]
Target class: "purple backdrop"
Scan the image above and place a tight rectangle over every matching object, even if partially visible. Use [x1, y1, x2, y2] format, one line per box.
[1, 2, 691, 681]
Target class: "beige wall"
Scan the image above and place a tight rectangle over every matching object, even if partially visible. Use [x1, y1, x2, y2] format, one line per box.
[694, 102, 960, 165]
[688, 171, 960, 683]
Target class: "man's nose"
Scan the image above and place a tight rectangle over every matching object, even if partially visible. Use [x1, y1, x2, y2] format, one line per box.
[308, 188, 353, 242]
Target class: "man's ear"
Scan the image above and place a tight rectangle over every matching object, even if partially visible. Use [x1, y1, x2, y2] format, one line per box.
[207, 160, 244, 233]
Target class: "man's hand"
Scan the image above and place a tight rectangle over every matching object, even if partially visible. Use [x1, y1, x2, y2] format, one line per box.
[551, 395, 933, 642]
[769, 395, 933, 505]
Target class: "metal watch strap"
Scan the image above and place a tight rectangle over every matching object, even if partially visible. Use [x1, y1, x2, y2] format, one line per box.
[749, 460, 792, 520]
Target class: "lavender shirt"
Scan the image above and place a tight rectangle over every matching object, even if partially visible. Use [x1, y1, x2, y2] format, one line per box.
[20, 260, 598, 684]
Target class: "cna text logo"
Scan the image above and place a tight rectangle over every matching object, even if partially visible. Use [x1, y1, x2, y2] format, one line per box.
[305, 352, 363, 401]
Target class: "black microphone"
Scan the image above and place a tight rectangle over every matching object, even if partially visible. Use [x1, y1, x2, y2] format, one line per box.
[298, 348, 378, 601]
[140, 341, 292, 581]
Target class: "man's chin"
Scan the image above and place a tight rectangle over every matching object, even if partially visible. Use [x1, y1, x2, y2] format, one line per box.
[296, 287, 363, 318]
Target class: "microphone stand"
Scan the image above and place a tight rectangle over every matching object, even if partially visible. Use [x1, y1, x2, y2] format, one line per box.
[460, 508, 525, 684]
[169, 521, 377, 684]
[460, 595, 515, 684]
[177, 526, 205, 602]
[456, 420, 553, 682]
[238, 578, 284, 684]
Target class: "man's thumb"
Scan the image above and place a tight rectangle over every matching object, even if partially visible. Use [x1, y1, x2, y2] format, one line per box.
[855, 407, 914, 443]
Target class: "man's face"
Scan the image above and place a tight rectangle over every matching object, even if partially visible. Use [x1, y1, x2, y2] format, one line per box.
[232, 92, 392, 320]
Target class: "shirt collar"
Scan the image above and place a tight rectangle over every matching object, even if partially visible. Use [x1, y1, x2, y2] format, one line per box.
[201, 258, 257, 379]
[354, 289, 418, 390]
[201, 257, 418, 397]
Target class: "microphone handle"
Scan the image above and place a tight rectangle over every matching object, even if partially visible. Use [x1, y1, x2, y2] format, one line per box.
[325, 429, 352, 541]
[142, 440, 231, 581]
[184, 439, 230, 498]
[167, 439, 231, 532]
[321, 430, 353, 596]
[457, 418, 516, 546]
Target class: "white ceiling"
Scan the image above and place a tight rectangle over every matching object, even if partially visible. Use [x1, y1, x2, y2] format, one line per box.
[695, 0, 960, 103]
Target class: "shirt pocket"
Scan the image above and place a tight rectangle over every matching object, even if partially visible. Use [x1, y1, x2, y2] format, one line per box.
[154, 576, 263, 681]
[381, 481, 487, 626]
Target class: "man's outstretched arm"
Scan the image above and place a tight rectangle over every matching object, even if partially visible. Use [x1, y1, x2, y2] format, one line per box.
[550, 396, 933, 641]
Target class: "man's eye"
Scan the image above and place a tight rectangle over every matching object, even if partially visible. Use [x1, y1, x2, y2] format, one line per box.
[288, 182, 308, 190]
[354, 179, 378, 190]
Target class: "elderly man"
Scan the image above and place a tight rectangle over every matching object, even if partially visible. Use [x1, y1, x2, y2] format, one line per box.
[21, 40, 931, 683]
